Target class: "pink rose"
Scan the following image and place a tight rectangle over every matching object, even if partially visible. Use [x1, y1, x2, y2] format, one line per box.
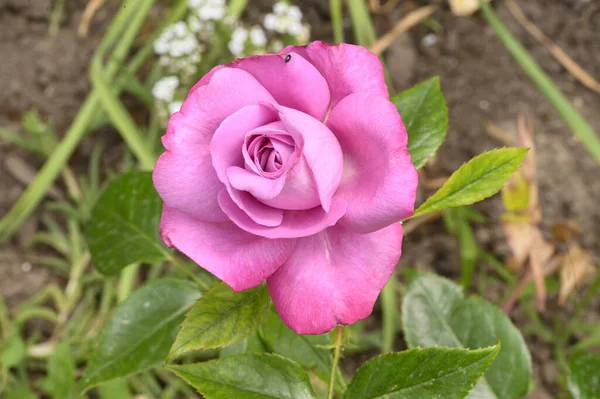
[153, 41, 418, 334]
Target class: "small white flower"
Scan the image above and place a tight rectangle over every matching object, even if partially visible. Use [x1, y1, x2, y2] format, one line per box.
[231, 26, 248, 42]
[228, 41, 245, 57]
[172, 21, 188, 37]
[297, 25, 310, 43]
[287, 21, 302, 36]
[270, 40, 284, 52]
[263, 13, 278, 31]
[152, 76, 180, 103]
[189, 0, 226, 21]
[273, 2, 288, 14]
[263, 2, 306, 37]
[228, 26, 249, 57]
[250, 26, 267, 47]
[288, 5, 302, 21]
[168, 101, 183, 115]
[154, 22, 200, 59]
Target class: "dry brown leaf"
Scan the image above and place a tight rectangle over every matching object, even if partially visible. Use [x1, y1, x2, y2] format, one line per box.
[559, 243, 596, 305]
[369, 4, 439, 55]
[502, 221, 535, 271]
[500, 112, 553, 309]
[552, 221, 581, 244]
[529, 229, 554, 310]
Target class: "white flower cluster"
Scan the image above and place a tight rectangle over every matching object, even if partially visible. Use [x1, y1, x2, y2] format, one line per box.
[264, 1, 309, 42]
[154, 22, 203, 75]
[228, 25, 268, 57]
[188, 0, 226, 21]
[152, 1, 311, 124]
[152, 76, 183, 118]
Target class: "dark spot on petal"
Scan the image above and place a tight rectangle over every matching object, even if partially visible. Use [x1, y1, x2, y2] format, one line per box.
[285, 54, 292, 63]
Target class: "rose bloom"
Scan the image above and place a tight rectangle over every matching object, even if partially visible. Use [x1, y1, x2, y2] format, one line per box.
[153, 41, 418, 334]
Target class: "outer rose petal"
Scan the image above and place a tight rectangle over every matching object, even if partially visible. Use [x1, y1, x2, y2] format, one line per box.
[159, 205, 296, 291]
[154, 68, 275, 222]
[188, 64, 224, 97]
[267, 223, 404, 334]
[281, 41, 389, 109]
[218, 190, 347, 239]
[232, 54, 331, 121]
[327, 93, 418, 233]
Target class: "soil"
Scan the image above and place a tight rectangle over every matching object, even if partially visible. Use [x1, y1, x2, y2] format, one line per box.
[1, 0, 599, 398]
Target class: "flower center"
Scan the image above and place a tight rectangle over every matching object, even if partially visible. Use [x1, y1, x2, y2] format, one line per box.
[244, 123, 296, 178]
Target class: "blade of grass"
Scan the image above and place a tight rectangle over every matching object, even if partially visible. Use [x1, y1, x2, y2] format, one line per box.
[480, 0, 600, 163]
[228, 0, 248, 19]
[330, 0, 344, 43]
[90, 0, 157, 170]
[346, 0, 377, 45]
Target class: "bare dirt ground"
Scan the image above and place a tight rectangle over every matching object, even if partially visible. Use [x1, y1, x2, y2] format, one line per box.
[1, 1, 599, 397]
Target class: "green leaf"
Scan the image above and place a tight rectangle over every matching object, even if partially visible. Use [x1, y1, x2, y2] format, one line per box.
[81, 279, 201, 390]
[168, 353, 318, 399]
[169, 282, 270, 359]
[392, 77, 448, 169]
[259, 313, 344, 393]
[97, 379, 132, 399]
[85, 171, 167, 275]
[0, 335, 25, 368]
[568, 352, 600, 399]
[345, 345, 500, 399]
[413, 148, 528, 217]
[219, 330, 267, 358]
[4, 385, 38, 399]
[39, 342, 76, 399]
[401, 274, 532, 399]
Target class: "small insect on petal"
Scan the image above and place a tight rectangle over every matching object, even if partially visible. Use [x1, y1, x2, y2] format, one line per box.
[285, 54, 291, 63]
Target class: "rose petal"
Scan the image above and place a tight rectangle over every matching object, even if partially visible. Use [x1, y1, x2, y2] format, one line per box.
[218, 190, 347, 239]
[244, 121, 299, 178]
[159, 205, 296, 291]
[188, 64, 224, 97]
[259, 156, 320, 210]
[281, 41, 389, 110]
[154, 115, 227, 222]
[227, 166, 286, 200]
[211, 104, 278, 184]
[233, 54, 330, 121]
[267, 223, 403, 334]
[267, 103, 343, 212]
[226, 188, 284, 227]
[154, 68, 275, 222]
[326, 93, 418, 233]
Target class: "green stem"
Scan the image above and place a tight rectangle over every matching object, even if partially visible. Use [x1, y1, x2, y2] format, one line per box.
[381, 276, 397, 353]
[15, 307, 59, 325]
[168, 255, 210, 291]
[328, 326, 344, 399]
[330, 0, 344, 43]
[48, 0, 66, 35]
[118, 263, 140, 303]
[480, 0, 600, 162]
[227, 0, 248, 19]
